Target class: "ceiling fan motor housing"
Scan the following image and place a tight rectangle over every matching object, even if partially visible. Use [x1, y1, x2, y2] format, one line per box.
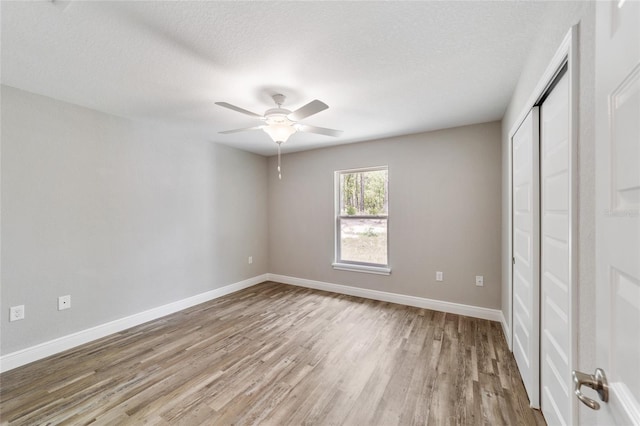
[265, 108, 294, 125]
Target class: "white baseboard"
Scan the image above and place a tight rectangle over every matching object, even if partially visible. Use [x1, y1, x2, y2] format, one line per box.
[0, 274, 268, 373]
[500, 310, 512, 350]
[267, 273, 502, 322]
[2, 273, 504, 373]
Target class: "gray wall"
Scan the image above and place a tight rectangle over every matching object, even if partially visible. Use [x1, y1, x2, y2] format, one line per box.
[1, 86, 269, 355]
[269, 122, 502, 310]
[500, 2, 595, 423]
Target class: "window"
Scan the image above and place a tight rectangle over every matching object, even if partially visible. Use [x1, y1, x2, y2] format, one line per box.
[333, 166, 390, 275]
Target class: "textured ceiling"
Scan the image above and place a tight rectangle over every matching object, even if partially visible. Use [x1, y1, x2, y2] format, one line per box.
[1, 1, 550, 156]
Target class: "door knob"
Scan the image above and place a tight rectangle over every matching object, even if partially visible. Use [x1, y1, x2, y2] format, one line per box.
[572, 368, 609, 410]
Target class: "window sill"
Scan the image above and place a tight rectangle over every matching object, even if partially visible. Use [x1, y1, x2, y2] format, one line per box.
[332, 263, 391, 276]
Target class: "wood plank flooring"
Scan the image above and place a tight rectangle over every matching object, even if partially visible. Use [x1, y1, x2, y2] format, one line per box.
[0, 281, 545, 425]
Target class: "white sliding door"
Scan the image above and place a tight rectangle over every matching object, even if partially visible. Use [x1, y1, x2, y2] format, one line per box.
[511, 108, 540, 408]
[540, 71, 573, 426]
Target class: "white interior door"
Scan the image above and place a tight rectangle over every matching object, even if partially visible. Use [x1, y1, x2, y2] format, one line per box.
[512, 108, 540, 408]
[593, 0, 640, 424]
[540, 71, 573, 426]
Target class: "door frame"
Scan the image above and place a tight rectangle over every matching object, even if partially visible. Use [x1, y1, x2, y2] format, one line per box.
[506, 24, 579, 420]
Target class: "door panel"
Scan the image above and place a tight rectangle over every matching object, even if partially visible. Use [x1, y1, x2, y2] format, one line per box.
[511, 108, 540, 408]
[595, 1, 640, 424]
[540, 71, 572, 426]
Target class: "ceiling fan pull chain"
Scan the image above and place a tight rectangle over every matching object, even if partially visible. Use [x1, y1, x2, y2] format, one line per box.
[277, 141, 282, 180]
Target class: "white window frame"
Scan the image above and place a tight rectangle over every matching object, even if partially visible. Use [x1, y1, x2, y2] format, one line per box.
[332, 166, 391, 275]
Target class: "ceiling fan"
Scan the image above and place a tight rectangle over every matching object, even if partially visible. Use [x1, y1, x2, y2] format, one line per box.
[216, 94, 342, 179]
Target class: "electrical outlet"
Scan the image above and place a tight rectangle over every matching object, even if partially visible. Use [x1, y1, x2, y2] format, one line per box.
[436, 271, 443, 282]
[10, 305, 25, 322]
[58, 295, 71, 311]
[248, 256, 253, 264]
[475, 276, 484, 287]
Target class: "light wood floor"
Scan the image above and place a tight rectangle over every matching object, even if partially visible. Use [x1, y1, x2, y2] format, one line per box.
[0, 281, 545, 425]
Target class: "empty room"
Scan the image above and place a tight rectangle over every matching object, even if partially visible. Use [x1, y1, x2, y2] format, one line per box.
[1, 1, 638, 425]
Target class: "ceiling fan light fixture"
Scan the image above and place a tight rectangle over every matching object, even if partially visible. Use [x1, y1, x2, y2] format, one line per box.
[263, 121, 296, 143]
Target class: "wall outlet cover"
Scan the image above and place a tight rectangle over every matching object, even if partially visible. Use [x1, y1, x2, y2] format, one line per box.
[436, 271, 443, 281]
[10, 305, 25, 322]
[58, 295, 71, 311]
[475, 276, 484, 287]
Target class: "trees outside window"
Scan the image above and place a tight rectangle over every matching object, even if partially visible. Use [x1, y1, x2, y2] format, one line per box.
[336, 167, 388, 267]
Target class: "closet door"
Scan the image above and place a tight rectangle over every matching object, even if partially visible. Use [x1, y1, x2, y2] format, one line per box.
[511, 108, 540, 408]
[540, 71, 573, 426]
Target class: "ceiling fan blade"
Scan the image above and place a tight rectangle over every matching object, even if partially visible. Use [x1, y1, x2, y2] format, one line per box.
[219, 126, 264, 134]
[51, 0, 74, 12]
[215, 102, 263, 119]
[288, 100, 329, 121]
[297, 124, 343, 137]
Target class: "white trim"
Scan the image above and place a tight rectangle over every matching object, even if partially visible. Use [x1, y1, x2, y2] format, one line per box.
[268, 273, 502, 322]
[506, 114, 514, 352]
[331, 263, 391, 275]
[567, 24, 580, 426]
[500, 310, 511, 344]
[334, 165, 389, 174]
[0, 274, 268, 373]
[507, 30, 574, 139]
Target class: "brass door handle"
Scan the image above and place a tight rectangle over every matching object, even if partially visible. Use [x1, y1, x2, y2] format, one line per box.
[572, 368, 609, 410]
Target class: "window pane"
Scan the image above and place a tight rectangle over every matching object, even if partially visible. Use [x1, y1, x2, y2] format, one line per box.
[340, 169, 388, 216]
[340, 217, 387, 265]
